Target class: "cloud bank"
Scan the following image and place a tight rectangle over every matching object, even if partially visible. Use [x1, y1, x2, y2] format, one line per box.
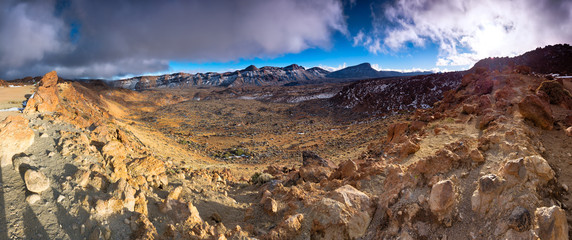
[0, 0, 347, 79]
[355, 0, 572, 67]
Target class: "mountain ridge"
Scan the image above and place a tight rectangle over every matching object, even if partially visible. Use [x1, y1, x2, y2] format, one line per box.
[108, 63, 432, 90]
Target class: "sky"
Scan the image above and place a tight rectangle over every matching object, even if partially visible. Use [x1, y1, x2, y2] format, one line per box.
[0, 0, 571, 80]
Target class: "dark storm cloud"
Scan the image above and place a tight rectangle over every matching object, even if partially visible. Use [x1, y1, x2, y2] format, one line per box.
[0, 0, 347, 79]
[354, 0, 572, 67]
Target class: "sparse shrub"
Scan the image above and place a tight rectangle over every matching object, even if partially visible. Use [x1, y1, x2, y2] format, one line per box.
[537, 80, 572, 104]
[250, 172, 273, 184]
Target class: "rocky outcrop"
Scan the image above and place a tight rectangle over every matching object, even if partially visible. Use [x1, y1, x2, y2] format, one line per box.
[309, 185, 373, 240]
[24, 71, 60, 113]
[518, 94, 554, 130]
[0, 116, 34, 167]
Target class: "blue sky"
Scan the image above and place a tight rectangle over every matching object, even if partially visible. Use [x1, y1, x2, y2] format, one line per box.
[168, 1, 446, 74]
[0, 0, 570, 79]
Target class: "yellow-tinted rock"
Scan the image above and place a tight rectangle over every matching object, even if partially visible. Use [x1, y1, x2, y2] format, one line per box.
[0, 116, 34, 167]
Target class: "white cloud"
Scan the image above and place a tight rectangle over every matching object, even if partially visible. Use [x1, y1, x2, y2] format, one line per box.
[319, 63, 347, 72]
[0, 0, 348, 79]
[359, 0, 572, 68]
[353, 30, 383, 54]
[0, 1, 69, 67]
[371, 64, 443, 73]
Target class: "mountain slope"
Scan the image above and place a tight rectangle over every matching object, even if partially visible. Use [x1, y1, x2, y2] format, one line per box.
[326, 62, 432, 79]
[110, 65, 329, 90]
[471, 44, 572, 74]
[331, 72, 464, 113]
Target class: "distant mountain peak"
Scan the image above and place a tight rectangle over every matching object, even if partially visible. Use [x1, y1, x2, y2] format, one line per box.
[355, 62, 372, 68]
[242, 65, 259, 72]
[283, 64, 305, 71]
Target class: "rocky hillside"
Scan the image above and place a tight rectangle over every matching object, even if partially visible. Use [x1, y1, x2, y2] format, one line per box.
[471, 44, 572, 74]
[326, 62, 431, 79]
[331, 72, 464, 114]
[0, 45, 571, 239]
[332, 44, 572, 115]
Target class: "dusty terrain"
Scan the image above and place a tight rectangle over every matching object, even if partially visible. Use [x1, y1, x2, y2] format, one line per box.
[0, 65, 571, 240]
[0, 85, 35, 121]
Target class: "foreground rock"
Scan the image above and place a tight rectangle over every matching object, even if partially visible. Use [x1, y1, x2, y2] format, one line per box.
[429, 180, 456, 221]
[24, 169, 50, 193]
[535, 206, 568, 240]
[0, 116, 34, 167]
[309, 185, 373, 239]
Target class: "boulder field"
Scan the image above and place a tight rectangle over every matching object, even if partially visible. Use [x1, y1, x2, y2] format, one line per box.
[0, 68, 570, 239]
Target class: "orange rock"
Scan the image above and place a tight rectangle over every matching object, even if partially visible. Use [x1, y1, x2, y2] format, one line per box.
[0, 116, 34, 166]
[167, 186, 183, 200]
[24, 71, 60, 113]
[263, 198, 278, 215]
[518, 94, 554, 130]
[535, 206, 569, 240]
[339, 160, 358, 179]
[74, 169, 91, 188]
[398, 140, 420, 159]
[469, 149, 485, 163]
[134, 192, 148, 216]
[429, 180, 456, 220]
[387, 122, 409, 143]
[131, 214, 158, 240]
[102, 140, 127, 161]
[128, 156, 166, 177]
[94, 198, 124, 217]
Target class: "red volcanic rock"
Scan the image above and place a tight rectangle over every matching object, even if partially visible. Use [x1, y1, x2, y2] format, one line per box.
[518, 95, 554, 130]
[473, 77, 494, 95]
[387, 122, 409, 143]
[24, 71, 60, 113]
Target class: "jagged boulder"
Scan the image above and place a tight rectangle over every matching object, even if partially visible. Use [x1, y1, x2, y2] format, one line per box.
[386, 122, 409, 143]
[331, 160, 358, 179]
[309, 185, 373, 239]
[471, 174, 505, 214]
[518, 94, 554, 130]
[24, 71, 60, 113]
[429, 180, 456, 221]
[535, 206, 569, 240]
[267, 214, 304, 239]
[300, 151, 335, 182]
[0, 116, 34, 167]
[524, 155, 554, 183]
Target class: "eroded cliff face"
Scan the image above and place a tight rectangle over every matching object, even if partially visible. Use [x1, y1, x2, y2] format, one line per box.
[110, 64, 330, 90]
[0, 64, 570, 240]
